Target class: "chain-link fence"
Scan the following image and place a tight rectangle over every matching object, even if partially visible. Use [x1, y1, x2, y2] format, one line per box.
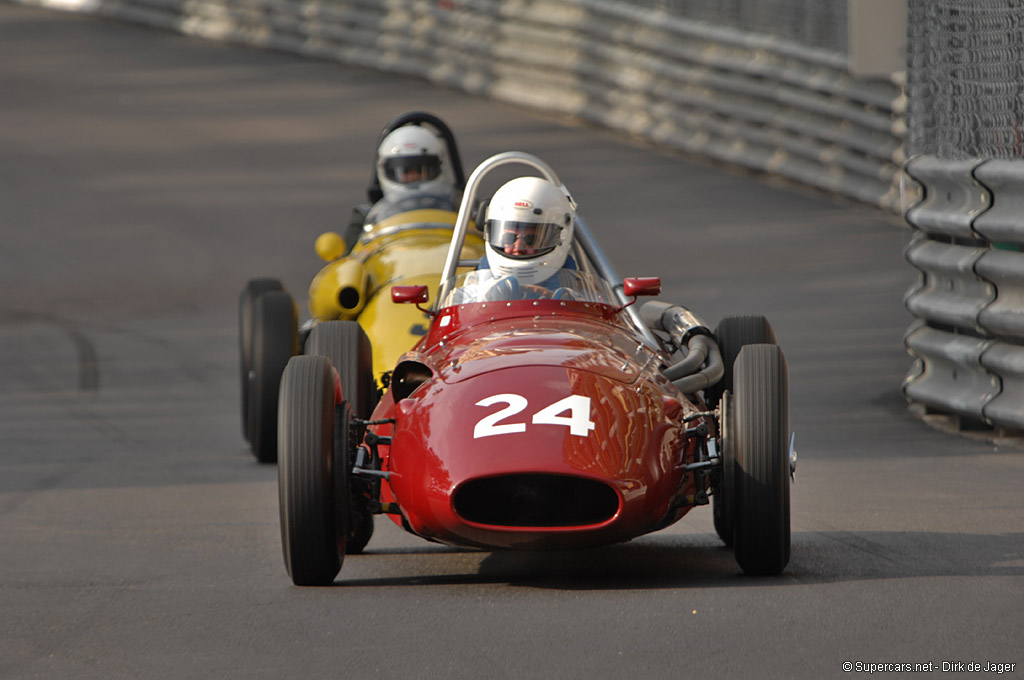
[626, 0, 848, 54]
[906, 0, 1024, 160]
[903, 0, 1024, 434]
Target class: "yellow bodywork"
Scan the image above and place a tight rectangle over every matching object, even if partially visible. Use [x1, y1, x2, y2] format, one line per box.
[308, 208, 484, 385]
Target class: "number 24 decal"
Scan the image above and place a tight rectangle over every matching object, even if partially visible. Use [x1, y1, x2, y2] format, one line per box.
[473, 394, 596, 439]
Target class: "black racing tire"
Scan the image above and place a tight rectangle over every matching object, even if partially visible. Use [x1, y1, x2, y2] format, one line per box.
[248, 290, 298, 463]
[732, 344, 790, 576]
[278, 355, 348, 586]
[305, 321, 375, 419]
[305, 322, 378, 552]
[713, 391, 736, 547]
[239, 278, 284, 440]
[709, 316, 776, 543]
[705, 315, 776, 410]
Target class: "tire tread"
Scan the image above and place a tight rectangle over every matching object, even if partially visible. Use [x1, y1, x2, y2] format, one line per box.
[733, 344, 790, 576]
[249, 290, 297, 463]
[278, 355, 342, 586]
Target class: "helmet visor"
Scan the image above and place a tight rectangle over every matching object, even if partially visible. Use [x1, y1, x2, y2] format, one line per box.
[487, 220, 562, 259]
[382, 155, 442, 184]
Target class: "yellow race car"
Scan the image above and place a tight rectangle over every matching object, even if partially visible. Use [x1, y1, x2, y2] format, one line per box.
[239, 112, 484, 466]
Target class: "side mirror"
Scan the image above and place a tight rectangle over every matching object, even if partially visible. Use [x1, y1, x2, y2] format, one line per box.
[391, 285, 433, 318]
[623, 277, 661, 297]
[615, 277, 661, 313]
[391, 285, 429, 305]
[315, 232, 347, 262]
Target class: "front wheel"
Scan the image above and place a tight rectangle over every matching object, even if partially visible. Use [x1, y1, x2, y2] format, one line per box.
[731, 344, 790, 576]
[278, 355, 349, 586]
[305, 321, 376, 551]
[708, 315, 776, 543]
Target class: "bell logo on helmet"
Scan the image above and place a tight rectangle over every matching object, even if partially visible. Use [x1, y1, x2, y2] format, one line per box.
[513, 200, 532, 209]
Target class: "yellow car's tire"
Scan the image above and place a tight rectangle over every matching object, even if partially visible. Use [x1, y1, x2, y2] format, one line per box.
[239, 278, 283, 441]
[248, 291, 297, 463]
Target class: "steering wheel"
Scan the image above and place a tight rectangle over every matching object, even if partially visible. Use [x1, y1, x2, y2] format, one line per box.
[482, 277, 577, 302]
[520, 284, 554, 299]
[521, 285, 577, 301]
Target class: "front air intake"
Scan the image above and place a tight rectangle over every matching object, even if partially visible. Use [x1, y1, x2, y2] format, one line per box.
[391, 360, 432, 402]
[454, 474, 619, 528]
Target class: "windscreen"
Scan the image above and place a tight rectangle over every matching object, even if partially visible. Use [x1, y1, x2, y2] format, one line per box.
[441, 269, 615, 307]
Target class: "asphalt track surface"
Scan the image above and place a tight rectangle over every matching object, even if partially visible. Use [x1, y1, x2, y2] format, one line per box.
[2, 4, 1022, 679]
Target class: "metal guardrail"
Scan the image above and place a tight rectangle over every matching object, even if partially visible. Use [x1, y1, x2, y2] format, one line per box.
[902, 322, 999, 421]
[902, 158, 989, 240]
[974, 162, 1024, 249]
[979, 341, 1024, 432]
[903, 234, 992, 333]
[903, 155, 1024, 432]
[13, 0, 905, 212]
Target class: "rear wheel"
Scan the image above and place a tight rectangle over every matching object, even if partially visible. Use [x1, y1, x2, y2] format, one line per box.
[239, 278, 283, 440]
[346, 508, 374, 555]
[278, 355, 349, 586]
[248, 290, 298, 463]
[731, 344, 790, 576]
[705, 315, 776, 409]
[305, 321, 375, 419]
[714, 391, 736, 546]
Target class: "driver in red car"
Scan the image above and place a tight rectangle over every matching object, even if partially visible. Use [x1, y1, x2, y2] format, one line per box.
[477, 176, 579, 298]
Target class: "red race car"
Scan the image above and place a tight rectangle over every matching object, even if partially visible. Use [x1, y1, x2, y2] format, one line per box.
[276, 152, 795, 585]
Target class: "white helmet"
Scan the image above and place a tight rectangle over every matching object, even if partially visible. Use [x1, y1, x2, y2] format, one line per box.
[484, 177, 575, 285]
[375, 126, 445, 197]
